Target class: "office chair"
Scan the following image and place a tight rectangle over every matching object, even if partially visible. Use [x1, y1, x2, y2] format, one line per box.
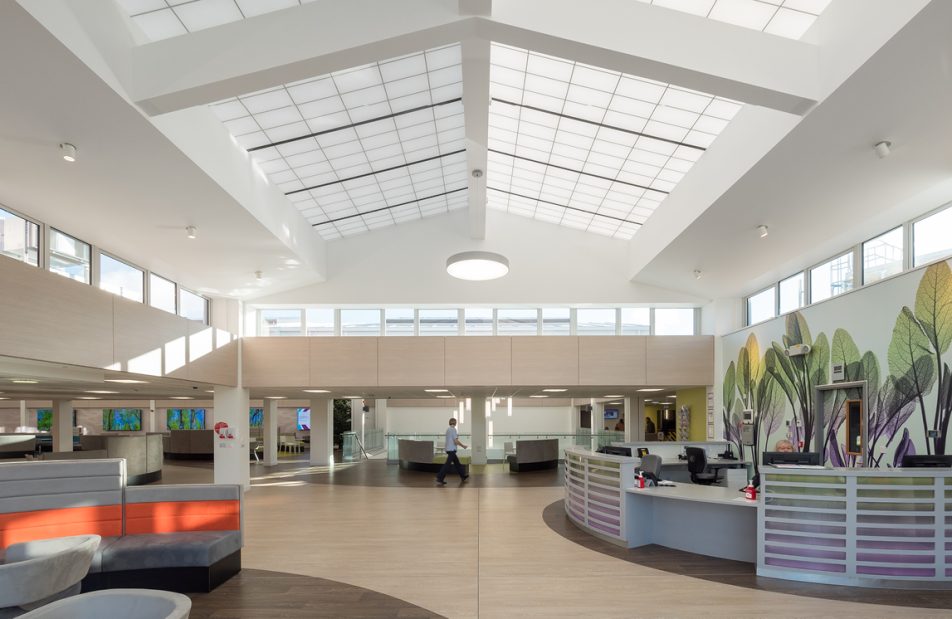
[638, 454, 663, 483]
[685, 447, 720, 485]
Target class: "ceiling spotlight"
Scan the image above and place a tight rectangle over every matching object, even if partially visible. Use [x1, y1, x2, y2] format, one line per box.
[303, 389, 330, 393]
[471, 169, 484, 178]
[186, 225, 197, 239]
[446, 251, 509, 281]
[757, 225, 769, 238]
[12, 379, 39, 384]
[60, 143, 77, 162]
[693, 270, 702, 280]
[170, 396, 194, 400]
[874, 140, 892, 159]
[104, 379, 149, 384]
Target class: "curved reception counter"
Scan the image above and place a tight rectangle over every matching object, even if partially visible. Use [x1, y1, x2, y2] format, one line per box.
[565, 447, 952, 589]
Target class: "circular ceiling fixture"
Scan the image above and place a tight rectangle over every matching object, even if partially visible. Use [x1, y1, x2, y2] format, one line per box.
[446, 251, 510, 281]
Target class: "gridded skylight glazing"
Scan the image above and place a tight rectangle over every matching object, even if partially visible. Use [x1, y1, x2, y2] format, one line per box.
[634, 0, 832, 40]
[118, 0, 316, 42]
[487, 43, 742, 240]
[211, 44, 466, 240]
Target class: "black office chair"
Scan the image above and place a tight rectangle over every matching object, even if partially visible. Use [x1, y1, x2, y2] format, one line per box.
[685, 447, 720, 485]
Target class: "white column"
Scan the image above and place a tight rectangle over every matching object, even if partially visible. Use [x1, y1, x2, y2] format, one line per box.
[51, 399, 73, 452]
[148, 400, 156, 432]
[309, 399, 333, 466]
[212, 386, 250, 490]
[470, 396, 487, 465]
[263, 398, 278, 466]
[624, 397, 634, 442]
[592, 401, 605, 451]
[19, 400, 27, 429]
[375, 398, 388, 432]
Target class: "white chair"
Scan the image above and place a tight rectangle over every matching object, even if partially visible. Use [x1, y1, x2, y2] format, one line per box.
[0, 534, 100, 618]
[19, 589, 191, 619]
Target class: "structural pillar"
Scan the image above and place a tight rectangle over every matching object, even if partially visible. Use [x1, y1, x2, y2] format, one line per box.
[624, 397, 634, 442]
[19, 400, 27, 430]
[213, 386, 250, 490]
[592, 401, 605, 451]
[148, 400, 156, 432]
[470, 395, 487, 465]
[263, 398, 279, 466]
[51, 399, 73, 452]
[309, 399, 333, 466]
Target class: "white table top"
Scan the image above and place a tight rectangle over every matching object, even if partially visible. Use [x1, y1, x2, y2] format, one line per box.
[657, 458, 750, 466]
[626, 482, 758, 508]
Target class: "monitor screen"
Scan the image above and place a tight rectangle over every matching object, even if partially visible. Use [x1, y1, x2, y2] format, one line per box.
[250, 408, 263, 428]
[296, 407, 310, 431]
[901, 454, 952, 468]
[597, 446, 632, 457]
[763, 451, 821, 466]
[604, 408, 619, 420]
[636, 447, 650, 458]
[102, 408, 142, 431]
[167, 408, 206, 430]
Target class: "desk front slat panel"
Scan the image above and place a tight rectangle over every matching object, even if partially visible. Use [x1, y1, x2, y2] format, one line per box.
[563, 448, 634, 546]
[759, 468, 952, 588]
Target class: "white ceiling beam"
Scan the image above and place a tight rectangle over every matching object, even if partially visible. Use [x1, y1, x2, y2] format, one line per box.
[485, 0, 820, 114]
[462, 37, 490, 240]
[459, 0, 492, 16]
[130, 0, 474, 115]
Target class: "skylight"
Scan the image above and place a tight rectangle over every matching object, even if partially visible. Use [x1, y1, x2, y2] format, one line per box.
[211, 44, 466, 240]
[634, 0, 833, 40]
[118, 0, 314, 42]
[487, 43, 742, 240]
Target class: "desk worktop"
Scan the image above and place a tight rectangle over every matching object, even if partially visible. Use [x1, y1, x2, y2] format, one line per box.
[626, 483, 757, 508]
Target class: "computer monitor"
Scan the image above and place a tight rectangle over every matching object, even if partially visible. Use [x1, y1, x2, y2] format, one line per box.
[597, 446, 632, 457]
[636, 447, 650, 458]
[901, 454, 952, 468]
[763, 451, 821, 466]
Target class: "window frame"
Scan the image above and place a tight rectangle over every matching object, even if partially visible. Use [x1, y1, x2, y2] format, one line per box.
[746, 285, 777, 326]
[48, 227, 92, 285]
[0, 203, 42, 268]
[98, 250, 146, 303]
[912, 202, 952, 268]
[178, 286, 209, 325]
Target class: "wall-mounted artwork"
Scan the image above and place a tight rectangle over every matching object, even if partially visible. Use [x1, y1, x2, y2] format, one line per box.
[250, 408, 263, 428]
[167, 408, 206, 430]
[103, 408, 142, 431]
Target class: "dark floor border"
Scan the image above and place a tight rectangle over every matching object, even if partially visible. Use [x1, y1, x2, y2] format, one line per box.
[541, 499, 952, 610]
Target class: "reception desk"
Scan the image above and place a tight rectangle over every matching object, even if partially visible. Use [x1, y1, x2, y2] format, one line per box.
[759, 466, 952, 589]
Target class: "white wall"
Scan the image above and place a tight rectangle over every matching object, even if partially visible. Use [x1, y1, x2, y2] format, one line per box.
[387, 404, 573, 436]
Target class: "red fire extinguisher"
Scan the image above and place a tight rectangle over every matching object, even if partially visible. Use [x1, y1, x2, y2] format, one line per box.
[637, 471, 645, 489]
[745, 482, 757, 500]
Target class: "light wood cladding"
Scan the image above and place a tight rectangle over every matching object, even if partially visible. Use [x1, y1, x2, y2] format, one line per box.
[377, 337, 444, 386]
[187, 340, 239, 386]
[115, 298, 188, 378]
[310, 338, 378, 387]
[444, 337, 511, 385]
[511, 337, 579, 385]
[0, 257, 113, 368]
[579, 336, 646, 385]
[242, 337, 309, 386]
[646, 336, 714, 385]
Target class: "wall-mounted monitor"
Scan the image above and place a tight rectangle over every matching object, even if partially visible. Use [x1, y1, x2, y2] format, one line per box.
[604, 408, 619, 420]
[763, 451, 821, 466]
[250, 408, 263, 428]
[36, 409, 52, 432]
[103, 408, 142, 431]
[901, 454, 952, 468]
[296, 407, 310, 431]
[167, 408, 206, 430]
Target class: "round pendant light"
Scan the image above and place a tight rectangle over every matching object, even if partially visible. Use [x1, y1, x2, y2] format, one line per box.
[446, 251, 510, 281]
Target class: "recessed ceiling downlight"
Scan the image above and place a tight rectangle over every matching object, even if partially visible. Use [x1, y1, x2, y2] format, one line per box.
[446, 251, 509, 281]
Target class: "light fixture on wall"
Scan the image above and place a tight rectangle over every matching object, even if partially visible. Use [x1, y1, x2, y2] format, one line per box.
[874, 140, 892, 159]
[60, 143, 77, 162]
[186, 225, 197, 239]
[446, 251, 510, 281]
[757, 225, 769, 238]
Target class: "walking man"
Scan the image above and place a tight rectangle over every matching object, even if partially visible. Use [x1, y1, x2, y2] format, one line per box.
[436, 417, 469, 485]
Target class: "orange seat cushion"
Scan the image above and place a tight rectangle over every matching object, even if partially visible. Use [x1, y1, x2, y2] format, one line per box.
[0, 505, 122, 548]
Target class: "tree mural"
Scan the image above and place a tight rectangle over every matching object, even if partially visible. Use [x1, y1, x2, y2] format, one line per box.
[722, 333, 784, 461]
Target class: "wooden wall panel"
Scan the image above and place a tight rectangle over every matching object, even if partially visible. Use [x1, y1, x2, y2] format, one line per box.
[377, 337, 444, 386]
[578, 336, 646, 385]
[511, 337, 579, 385]
[645, 336, 714, 385]
[186, 340, 239, 386]
[115, 298, 188, 378]
[241, 337, 309, 387]
[0, 258, 113, 368]
[310, 338, 378, 387]
[444, 337, 511, 386]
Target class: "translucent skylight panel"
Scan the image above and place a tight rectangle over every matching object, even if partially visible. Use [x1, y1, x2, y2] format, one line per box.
[488, 43, 742, 239]
[635, 0, 831, 40]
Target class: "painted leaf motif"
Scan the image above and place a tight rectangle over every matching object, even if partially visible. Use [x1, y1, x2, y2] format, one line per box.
[914, 261, 952, 356]
[745, 333, 763, 384]
[736, 345, 751, 401]
[831, 328, 861, 378]
[859, 351, 881, 407]
[888, 307, 936, 397]
[893, 428, 916, 468]
[808, 332, 831, 385]
[722, 361, 736, 411]
[785, 312, 813, 348]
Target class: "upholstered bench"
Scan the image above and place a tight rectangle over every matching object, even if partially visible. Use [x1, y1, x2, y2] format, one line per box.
[398, 440, 470, 473]
[507, 439, 559, 472]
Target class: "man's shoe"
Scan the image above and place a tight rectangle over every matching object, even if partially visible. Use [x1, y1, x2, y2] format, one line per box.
[461, 475, 469, 482]
[436, 479, 446, 485]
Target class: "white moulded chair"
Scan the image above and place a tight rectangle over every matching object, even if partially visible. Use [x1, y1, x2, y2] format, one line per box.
[0, 534, 100, 618]
[19, 589, 191, 619]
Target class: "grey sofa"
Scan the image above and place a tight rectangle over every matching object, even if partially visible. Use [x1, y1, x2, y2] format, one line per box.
[397, 439, 470, 474]
[163, 430, 214, 460]
[0, 435, 36, 459]
[507, 439, 559, 472]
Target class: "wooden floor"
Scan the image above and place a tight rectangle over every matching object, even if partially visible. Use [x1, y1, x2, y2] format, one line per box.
[159, 459, 952, 618]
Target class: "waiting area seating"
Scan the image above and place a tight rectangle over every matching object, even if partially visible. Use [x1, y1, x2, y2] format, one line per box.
[79, 434, 164, 484]
[0, 435, 37, 459]
[0, 459, 241, 595]
[397, 440, 470, 474]
[506, 439, 559, 472]
[163, 430, 214, 460]
[18, 589, 191, 619]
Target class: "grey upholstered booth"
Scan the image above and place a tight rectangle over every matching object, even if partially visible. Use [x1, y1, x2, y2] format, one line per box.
[506, 439, 559, 472]
[0, 534, 100, 618]
[397, 439, 469, 474]
[163, 430, 214, 460]
[0, 435, 36, 459]
[79, 434, 163, 484]
[19, 589, 191, 619]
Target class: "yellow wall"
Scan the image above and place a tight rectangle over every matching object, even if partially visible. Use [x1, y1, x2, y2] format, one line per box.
[676, 387, 708, 442]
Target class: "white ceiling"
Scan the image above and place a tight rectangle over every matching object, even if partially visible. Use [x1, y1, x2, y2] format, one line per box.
[1, 0, 941, 310]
